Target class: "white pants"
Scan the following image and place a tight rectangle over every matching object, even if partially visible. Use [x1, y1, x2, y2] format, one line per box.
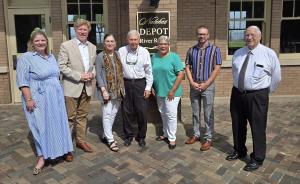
[101, 99, 120, 143]
[156, 97, 180, 142]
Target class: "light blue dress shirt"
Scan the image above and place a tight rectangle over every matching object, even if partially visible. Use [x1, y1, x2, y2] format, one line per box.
[232, 44, 281, 93]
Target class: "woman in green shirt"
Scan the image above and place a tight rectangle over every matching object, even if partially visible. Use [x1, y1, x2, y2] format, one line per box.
[151, 36, 184, 149]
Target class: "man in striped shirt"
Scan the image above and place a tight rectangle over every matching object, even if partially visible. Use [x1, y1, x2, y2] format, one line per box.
[185, 25, 222, 151]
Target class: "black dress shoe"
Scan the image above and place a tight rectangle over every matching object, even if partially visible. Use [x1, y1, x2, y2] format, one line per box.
[124, 138, 133, 147]
[168, 143, 176, 150]
[243, 160, 262, 171]
[226, 151, 246, 161]
[138, 139, 146, 148]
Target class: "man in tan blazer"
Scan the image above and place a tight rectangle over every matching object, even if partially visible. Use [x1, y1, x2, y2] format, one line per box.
[58, 19, 96, 157]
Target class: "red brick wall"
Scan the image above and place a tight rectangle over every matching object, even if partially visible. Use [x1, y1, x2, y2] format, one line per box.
[51, 0, 64, 56]
[270, 0, 282, 53]
[0, 0, 12, 104]
[107, 0, 129, 47]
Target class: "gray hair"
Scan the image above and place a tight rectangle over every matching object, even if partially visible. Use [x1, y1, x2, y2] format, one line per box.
[127, 30, 140, 38]
[157, 35, 170, 45]
[246, 25, 262, 36]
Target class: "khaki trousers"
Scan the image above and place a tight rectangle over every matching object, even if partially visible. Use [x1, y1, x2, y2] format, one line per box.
[65, 89, 91, 143]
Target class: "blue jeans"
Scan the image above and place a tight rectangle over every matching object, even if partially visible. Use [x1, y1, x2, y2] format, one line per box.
[190, 83, 215, 141]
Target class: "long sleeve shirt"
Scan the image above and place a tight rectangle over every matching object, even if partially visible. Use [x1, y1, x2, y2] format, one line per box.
[232, 44, 281, 93]
[118, 45, 153, 91]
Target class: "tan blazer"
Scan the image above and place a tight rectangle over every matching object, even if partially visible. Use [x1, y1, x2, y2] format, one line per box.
[58, 38, 96, 98]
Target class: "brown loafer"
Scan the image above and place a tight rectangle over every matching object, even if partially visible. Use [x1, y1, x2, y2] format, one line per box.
[76, 142, 93, 153]
[84, 142, 93, 150]
[200, 141, 212, 151]
[185, 136, 199, 144]
[64, 152, 73, 162]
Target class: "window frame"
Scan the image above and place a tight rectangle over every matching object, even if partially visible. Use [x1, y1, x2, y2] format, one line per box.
[63, 0, 108, 52]
[227, 0, 267, 58]
[279, 0, 300, 61]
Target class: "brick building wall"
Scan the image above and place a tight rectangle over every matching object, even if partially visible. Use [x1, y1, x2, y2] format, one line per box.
[107, 0, 129, 47]
[270, 0, 282, 53]
[0, 0, 11, 103]
[51, 0, 64, 57]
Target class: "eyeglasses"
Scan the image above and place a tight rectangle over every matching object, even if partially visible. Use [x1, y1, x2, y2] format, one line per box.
[126, 51, 138, 65]
[197, 33, 208, 36]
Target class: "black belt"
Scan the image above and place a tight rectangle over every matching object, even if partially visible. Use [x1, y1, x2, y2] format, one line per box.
[123, 77, 145, 82]
[234, 87, 269, 94]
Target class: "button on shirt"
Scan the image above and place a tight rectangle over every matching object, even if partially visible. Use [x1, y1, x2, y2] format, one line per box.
[185, 43, 222, 82]
[232, 44, 281, 93]
[118, 46, 153, 91]
[76, 39, 90, 72]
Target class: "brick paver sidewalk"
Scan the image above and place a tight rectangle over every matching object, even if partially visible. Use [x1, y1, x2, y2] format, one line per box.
[0, 98, 299, 184]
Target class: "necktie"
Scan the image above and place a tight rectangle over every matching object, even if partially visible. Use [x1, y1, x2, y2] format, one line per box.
[238, 51, 252, 92]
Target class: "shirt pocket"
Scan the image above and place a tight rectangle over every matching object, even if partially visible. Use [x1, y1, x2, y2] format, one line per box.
[252, 64, 265, 78]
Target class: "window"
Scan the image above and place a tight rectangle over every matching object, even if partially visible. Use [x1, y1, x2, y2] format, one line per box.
[228, 0, 265, 55]
[66, 0, 105, 51]
[280, 0, 300, 53]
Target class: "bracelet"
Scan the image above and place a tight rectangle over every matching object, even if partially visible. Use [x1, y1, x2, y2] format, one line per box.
[26, 98, 32, 102]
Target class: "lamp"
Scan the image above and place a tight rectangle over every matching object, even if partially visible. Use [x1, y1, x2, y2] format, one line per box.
[150, 0, 160, 8]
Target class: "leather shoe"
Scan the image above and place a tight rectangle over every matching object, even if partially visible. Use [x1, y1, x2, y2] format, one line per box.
[138, 139, 146, 148]
[124, 138, 133, 147]
[185, 136, 199, 144]
[243, 160, 262, 171]
[64, 152, 73, 162]
[84, 142, 92, 150]
[200, 141, 212, 151]
[76, 142, 93, 153]
[226, 151, 246, 161]
[169, 141, 176, 150]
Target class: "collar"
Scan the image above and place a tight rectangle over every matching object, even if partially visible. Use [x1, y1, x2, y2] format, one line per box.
[194, 42, 211, 50]
[76, 38, 88, 46]
[32, 51, 51, 58]
[247, 43, 261, 55]
[126, 45, 139, 54]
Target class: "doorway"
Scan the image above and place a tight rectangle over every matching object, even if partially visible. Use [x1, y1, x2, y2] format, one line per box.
[7, 9, 51, 102]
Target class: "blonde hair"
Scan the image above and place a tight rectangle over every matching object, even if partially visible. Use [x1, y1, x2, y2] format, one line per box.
[27, 27, 49, 55]
[74, 19, 91, 32]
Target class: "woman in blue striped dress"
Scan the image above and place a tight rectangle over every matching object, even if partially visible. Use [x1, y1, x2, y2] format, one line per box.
[16, 28, 73, 175]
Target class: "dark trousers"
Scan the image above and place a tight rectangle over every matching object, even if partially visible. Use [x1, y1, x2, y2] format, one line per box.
[230, 87, 269, 163]
[122, 78, 148, 140]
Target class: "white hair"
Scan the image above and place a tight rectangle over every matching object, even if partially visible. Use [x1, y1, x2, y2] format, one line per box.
[247, 25, 262, 36]
[157, 35, 170, 45]
[127, 30, 140, 38]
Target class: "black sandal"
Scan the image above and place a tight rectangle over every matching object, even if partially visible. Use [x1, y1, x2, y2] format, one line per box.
[108, 141, 119, 152]
[156, 136, 167, 141]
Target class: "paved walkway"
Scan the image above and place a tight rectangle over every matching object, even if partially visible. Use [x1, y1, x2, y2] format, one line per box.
[0, 97, 299, 184]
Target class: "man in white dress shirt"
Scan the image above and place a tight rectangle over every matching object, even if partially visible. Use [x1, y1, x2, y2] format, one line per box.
[226, 26, 281, 171]
[118, 30, 153, 148]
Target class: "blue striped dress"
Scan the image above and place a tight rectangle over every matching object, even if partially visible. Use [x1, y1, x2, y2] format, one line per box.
[16, 52, 73, 159]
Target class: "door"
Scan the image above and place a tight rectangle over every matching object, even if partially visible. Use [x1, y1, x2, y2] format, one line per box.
[7, 9, 51, 103]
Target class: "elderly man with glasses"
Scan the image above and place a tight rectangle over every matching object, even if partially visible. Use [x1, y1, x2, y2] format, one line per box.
[118, 30, 153, 148]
